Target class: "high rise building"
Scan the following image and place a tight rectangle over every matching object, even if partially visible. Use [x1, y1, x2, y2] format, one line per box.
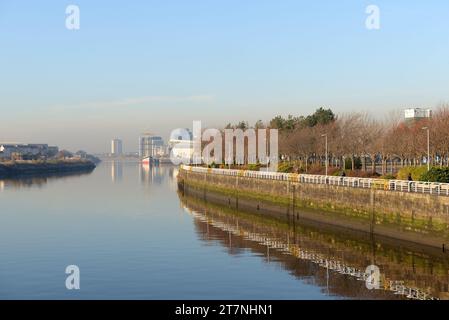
[139, 133, 164, 158]
[111, 139, 123, 156]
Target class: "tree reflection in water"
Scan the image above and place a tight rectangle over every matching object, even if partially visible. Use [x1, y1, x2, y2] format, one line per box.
[179, 190, 449, 300]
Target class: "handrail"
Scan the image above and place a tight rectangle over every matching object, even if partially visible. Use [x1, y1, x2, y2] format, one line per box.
[180, 165, 449, 196]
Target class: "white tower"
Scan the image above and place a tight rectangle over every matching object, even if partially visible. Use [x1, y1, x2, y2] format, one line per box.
[111, 139, 123, 156]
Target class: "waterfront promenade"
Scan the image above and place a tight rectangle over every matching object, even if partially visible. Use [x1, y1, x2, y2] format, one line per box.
[181, 165, 449, 196]
[178, 165, 449, 249]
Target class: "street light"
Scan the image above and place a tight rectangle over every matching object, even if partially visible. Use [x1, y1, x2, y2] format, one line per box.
[422, 127, 430, 171]
[321, 134, 328, 176]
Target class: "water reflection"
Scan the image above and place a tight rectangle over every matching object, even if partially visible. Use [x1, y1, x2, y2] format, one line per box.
[2, 162, 448, 299]
[0, 170, 94, 191]
[111, 161, 123, 182]
[179, 190, 449, 300]
[140, 163, 162, 185]
[140, 163, 178, 190]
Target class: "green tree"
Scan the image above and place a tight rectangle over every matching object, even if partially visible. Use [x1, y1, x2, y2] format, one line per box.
[269, 116, 285, 129]
[304, 107, 335, 127]
[236, 121, 248, 129]
[284, 115, 297, 130]
[254, 120, 265, 129]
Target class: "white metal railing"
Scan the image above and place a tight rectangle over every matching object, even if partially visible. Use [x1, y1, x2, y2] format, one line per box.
[180, 165, 449, 196]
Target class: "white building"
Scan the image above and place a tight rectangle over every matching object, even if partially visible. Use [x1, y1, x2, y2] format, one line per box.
[404, 108, 432, 123]
[168, 128, 195, 163]
[111, 139, 123, 156]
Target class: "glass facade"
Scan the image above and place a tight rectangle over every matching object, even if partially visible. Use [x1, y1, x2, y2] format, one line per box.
[139, 135, 164, 158]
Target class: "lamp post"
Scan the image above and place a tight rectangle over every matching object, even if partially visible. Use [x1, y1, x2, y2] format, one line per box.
[321, 134, 328, 176]
[422, 127, 430, 171]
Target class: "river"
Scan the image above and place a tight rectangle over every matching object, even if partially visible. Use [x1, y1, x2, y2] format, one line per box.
[0, 161, 448, 299]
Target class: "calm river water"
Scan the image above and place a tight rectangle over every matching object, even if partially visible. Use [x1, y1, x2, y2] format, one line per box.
[0, 162, 448, 299]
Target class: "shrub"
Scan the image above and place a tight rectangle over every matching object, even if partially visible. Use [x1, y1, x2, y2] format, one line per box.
[421, 167, 449, 183]
[278, 162, 293, 173]
[208, 161, 219, 168]
[344, 170, 380, 178]
[332, 170, 343, 176]
[327, 167, 340, 176]
[380, 174, 396, 180]
[302, 164, 339, 175]
[247, 163, 261, 171]
[397, 166, 428, 181]
[292, 165, 305, 173]
[307, 163, 325, 174]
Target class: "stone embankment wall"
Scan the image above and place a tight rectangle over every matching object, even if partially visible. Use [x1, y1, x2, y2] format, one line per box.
[178, 168, 449, 249]
[0, 160, 96, 178]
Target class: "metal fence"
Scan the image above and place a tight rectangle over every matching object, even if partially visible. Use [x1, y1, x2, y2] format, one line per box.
[180, 165, 449, 196]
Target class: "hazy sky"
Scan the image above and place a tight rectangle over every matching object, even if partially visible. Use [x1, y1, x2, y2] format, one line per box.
[1, 0, 449, 153]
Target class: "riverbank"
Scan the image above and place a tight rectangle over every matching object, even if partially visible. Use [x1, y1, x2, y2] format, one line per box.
[177, 166, 449, 249]
[0, 159, 96, 178]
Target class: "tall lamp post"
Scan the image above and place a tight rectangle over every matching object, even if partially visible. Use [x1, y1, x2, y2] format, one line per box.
[422, 127, 430, 171]
[321, 134, 328, 176]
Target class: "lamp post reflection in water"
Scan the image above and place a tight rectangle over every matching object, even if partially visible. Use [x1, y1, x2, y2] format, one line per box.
[180, 193, 444, 300]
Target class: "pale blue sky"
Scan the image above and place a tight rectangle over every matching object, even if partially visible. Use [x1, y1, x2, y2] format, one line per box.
[1, 1, 449, 152]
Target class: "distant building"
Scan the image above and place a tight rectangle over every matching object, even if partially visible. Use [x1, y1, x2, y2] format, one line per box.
[0, 144, 59, 160]
[111, 139, 123, 156]
[139, 133, 165, 158]
[48, 146, 59, 157]
[168, 128, 195, 163]
[404, 108, 432, 125]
